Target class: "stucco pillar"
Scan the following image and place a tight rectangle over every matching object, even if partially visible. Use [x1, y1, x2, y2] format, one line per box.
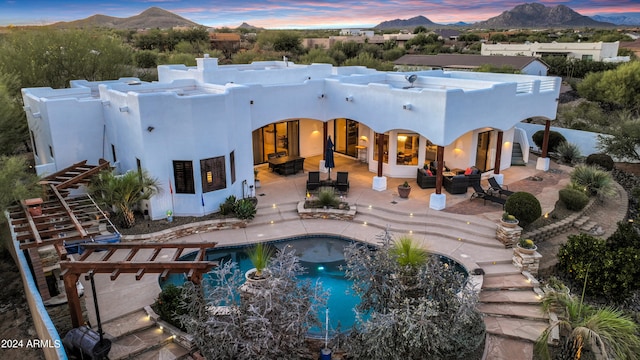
[372, 133, 387, 191]
[536, 119, 551, 171]
[494, 131, 503, 175]
[430, 145, 446, 210]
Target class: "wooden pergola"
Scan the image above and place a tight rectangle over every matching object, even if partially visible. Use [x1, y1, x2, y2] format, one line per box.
[7, 160, 219, 329]
[60, 242, 218, 328]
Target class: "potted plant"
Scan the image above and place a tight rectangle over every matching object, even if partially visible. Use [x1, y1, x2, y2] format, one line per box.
[245, 242, 273, 282]
[500, 212, 519, 228]
[166, 210, 173, 223]
[398, 181, 411, 199]
[517, 238, 537, 255]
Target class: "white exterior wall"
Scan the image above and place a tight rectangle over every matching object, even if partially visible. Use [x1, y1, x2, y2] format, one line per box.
[522, 61, 548, 76]
[23, 57, 561, 217]
[482, 41, 620, 61]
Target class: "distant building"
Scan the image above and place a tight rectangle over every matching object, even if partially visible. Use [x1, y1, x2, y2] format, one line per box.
[481, 41, 620, 62]
[339, 29, 374, 37]
[394, 54, 549, 76]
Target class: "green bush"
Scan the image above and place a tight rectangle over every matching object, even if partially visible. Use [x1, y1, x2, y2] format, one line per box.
[317, 187, 340, 208]
[219, 195, 237, 215]
[555, 141, 582, 165]
[607, 221, 640, 250]
[234, 198, 257, 220]
[532, 130, 567, 152]
[570, 165, 617, 199]
[152, 284, 187, 330]
[558, 188, 589, 211]
[504, 192, 542, 228]
[585, 153, 614, 171]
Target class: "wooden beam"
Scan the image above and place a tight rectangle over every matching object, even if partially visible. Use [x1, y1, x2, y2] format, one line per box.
[80, 242, 217, 250]
[49, 184, 87, 238]
[20, 201, 43, 247]
[39, 160, 88, 183]
[55, 160, 111, 190]
[63, 272, 83, 328]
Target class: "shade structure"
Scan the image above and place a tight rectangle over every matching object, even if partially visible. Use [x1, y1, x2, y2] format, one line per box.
[325, 136, 335, 180]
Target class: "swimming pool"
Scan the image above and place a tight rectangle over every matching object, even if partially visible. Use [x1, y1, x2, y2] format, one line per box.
[160, 235, 467, 337]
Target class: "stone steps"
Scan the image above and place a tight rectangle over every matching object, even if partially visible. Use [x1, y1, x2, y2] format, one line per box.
[477, 303, 548, 321]
[483, 316, 549, 343]
[481, 274, 535, 291]
[100, 309, 192, 360]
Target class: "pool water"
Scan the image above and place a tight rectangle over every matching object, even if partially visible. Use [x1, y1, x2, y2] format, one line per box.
[160, 235, 467, 337]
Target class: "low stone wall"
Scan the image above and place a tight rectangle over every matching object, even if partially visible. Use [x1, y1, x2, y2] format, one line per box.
[522, 197, 598, 243]
[297, 202, 356, 221]
[121, 219, 248, 243]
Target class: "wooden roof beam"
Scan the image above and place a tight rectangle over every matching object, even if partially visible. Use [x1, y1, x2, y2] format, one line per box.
[55, 160, 111, 190]
[19, 201, 43, 247]
[49, 184, 87, 238]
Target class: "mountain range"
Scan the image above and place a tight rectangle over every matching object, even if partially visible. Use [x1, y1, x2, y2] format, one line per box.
[37, 3, 638, 30]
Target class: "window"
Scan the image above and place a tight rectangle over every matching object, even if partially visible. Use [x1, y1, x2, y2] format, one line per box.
[581, 54, 593, 61]
[230, 151, 236, 184]
[372, 133, 389, 163]
[173, 160, 195, 194]
[397, 133, 418, 165]
[111, 144, 117, 162]
[31, 130, 38, 157]
[201, 156, 226, 193]
[49, 145, 54, 159]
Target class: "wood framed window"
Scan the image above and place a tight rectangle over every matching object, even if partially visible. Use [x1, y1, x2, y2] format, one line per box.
[201, 156, 226, 193]
[173, 160, 195, 194]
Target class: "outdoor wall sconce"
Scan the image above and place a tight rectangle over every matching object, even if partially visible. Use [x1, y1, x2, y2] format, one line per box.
[147, 126, 154, 132]
[119, 106, 129, 112]
[345, 95, 353, 102]
[250, 100, 254, 105]
[318, 93, 325, 99]
[32, 112, 42, 118]
[403, 104, 412, 110]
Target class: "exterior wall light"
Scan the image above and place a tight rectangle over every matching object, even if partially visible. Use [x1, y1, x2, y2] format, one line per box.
[345, 95, 353, 102]
[403, 104, 412, 110]
[119, 106, 129, 112]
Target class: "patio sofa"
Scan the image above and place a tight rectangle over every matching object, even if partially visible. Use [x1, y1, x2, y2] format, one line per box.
[416, 168, 436, 189]
[444, 175, 468, 194]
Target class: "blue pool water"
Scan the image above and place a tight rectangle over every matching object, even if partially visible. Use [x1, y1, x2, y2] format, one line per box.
[160, 235, 467, 337]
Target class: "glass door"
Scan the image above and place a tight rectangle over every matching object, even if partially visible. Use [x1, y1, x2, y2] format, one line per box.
[475, 131, 491, 172]
[334, 118, 358, 157]
[252, 120, 300, 165]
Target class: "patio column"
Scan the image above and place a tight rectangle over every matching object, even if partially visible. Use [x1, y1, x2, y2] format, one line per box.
[372, 132, 387, 191]
[320, 122, 328, 173]
[536, 119, 551, 171]
[430, 146, 447, 210]
[494, 131, 503, 175]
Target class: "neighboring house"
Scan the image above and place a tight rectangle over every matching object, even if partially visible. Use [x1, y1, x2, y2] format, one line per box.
[481, 41, 620, 61]
[22, 56, 560, 217]
[339, 29, 374, 37]
[394, 54, 549, 75]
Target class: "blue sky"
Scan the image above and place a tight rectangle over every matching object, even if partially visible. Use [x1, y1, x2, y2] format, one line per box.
[2, 0, 639, 28]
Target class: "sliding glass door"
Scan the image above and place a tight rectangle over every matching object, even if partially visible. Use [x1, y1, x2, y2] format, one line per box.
[252, 120, 299, 164]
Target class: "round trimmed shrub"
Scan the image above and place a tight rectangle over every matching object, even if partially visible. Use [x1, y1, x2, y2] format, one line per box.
[532, 130, 566, 152]
[558, 188, 589, 211]
[504, 192, 542, 228]
[585, 153, 614, 171]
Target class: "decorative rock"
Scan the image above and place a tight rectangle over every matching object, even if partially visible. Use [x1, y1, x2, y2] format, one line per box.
[297, 202, 356, 221]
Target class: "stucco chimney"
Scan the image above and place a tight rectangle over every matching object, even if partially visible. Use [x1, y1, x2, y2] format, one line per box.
[197, 54, 218, 71]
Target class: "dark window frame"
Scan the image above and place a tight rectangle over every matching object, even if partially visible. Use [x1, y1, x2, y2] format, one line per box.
[201, 156, 226, 193]
[173, 160, 195, 194]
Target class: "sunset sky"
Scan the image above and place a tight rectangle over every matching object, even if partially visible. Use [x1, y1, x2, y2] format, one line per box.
[2, 0, 639, 28]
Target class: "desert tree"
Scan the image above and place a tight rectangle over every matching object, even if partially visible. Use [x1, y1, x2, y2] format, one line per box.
[343, 234, 485, 359]
[179, 248, 328, 360]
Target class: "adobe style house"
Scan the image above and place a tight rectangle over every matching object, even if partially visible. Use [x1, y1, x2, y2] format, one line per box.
[394, 54, 549, 76]
[22, 55, 560, 218]
[481, 41, 620, 62]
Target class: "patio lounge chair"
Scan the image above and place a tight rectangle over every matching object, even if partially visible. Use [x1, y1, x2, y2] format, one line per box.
[470, 181, 506, 207]
[336, 172, 350, 194]
[306, 171, 321, 192]
[488, 177, 515, 197]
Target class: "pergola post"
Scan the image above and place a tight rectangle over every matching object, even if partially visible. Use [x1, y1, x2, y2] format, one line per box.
[372, 133, 387, 191]
[63, 272, 83, 328]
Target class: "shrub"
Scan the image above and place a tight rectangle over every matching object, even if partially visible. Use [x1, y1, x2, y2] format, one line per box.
[233, 198, 257, 220]
[219, 195, 237, 215]
[585, 153, 614, 171]
[570, 165, 617, 199]
[532, 130, 567, 152]
[558, 188, 589, 211]
[317, 186, 340, 208]
[607, 221, 640, 250]
[504, 192, 541, 228]
[152, 284, 187, 330]
[555, 141, 582, 165]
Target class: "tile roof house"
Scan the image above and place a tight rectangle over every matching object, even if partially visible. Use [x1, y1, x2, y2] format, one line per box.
[22, 55, 560, 217]
[394, 54, 549, 76]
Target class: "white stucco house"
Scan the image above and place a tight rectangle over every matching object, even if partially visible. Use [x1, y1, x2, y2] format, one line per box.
[21, 55, 560, 219]
[481, 41, 620, 62]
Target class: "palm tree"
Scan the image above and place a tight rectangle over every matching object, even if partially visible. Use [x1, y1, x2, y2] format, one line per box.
[89, 169, 160, 228]
[535, 282, 640, 360]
